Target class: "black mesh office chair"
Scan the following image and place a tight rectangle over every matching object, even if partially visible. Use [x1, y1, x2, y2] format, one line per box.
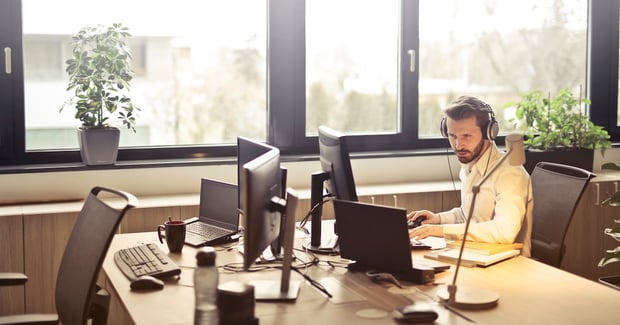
[0, 186, 138, 325]
[530, 161, 594, 268]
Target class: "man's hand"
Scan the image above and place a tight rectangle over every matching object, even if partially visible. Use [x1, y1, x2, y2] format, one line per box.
[407, 210, 440, 224]
[409, 225, 444, 239]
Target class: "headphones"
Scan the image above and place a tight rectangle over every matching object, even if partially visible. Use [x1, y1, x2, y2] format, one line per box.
[440, 102, 499, 140]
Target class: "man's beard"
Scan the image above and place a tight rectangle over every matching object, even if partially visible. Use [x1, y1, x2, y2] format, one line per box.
[455, 139, 485, 164]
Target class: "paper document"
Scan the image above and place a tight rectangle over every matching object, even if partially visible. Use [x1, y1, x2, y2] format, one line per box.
[417, 236, 447, 250]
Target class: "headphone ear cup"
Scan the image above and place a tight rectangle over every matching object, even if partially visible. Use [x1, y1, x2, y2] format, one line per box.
[440, 117, 448, 137]
[486, 119, 499, 140]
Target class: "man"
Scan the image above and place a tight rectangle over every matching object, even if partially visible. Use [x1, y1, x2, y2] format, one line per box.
[408, 95, 533, 257]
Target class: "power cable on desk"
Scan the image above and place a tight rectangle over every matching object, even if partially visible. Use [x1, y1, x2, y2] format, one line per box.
[220, 250, 334, 299]
[291, 266, 332, 298]
[297, 193, 334, 231]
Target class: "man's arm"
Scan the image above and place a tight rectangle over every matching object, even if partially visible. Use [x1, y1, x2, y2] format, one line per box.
[443, 165, 531, 243]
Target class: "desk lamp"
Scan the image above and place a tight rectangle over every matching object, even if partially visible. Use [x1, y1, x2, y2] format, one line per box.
[437, 134, 525, 310]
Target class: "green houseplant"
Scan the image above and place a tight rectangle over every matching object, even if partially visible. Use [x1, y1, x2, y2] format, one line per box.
[508, 88, 611, 173]
[60, 23, 139, 165]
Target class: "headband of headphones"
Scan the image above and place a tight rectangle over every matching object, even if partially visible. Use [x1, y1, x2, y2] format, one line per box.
[440, 100, 499, 140]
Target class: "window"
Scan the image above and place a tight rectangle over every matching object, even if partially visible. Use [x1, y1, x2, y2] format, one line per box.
[0, 0, 618, 167]
[21, 0, 267, 151]
[305, 0, 399, 135]
[418, 0, 588, 137]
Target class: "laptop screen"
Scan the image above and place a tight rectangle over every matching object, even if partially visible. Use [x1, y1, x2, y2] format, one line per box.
[199, 178, 239, 230]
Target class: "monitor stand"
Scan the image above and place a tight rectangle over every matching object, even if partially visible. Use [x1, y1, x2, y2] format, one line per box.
[249, 190, 301, 301]
[304, 172, 339, 255]
[303, 234, 339, 255]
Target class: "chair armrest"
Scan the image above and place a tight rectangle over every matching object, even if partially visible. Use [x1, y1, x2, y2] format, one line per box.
[0, 273, 28, 286]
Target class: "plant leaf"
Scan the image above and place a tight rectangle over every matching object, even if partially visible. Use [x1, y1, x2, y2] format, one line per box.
[598, 247, 620, 267]
[601, 162, 620, 171]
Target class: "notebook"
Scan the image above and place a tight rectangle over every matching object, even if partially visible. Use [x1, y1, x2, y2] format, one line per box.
[184, 178, 240, 247]
[332, 199, 450, 283]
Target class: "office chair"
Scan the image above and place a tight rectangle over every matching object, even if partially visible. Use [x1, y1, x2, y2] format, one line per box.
[530, 161, 594, 268]
[0, 186, 138, 325]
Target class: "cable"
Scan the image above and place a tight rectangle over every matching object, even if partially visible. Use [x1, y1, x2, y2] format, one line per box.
[297, 193, 334, 230]
[446, 146, 461, 207]
[292, 266, 333, 298]
[220, 249, 334, 298]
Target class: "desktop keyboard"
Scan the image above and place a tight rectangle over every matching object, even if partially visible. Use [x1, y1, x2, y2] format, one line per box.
[113, 243, 182, 280]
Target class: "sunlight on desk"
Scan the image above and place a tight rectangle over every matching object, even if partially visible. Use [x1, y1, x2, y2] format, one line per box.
[102, 231, 620, 325]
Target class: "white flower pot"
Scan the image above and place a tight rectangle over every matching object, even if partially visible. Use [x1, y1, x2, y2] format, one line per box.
[77, 127, 120, 165]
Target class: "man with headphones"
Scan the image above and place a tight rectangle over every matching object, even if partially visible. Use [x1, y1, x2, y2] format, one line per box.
[408, 95, 533, 257]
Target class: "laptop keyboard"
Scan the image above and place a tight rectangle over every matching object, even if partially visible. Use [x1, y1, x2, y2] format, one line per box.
[187, 222, 231, 239]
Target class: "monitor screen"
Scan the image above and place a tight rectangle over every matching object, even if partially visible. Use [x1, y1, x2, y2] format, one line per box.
[237, 136, 277, 203]
[318, 125, 358, 201]
[239, 148, 282, 270]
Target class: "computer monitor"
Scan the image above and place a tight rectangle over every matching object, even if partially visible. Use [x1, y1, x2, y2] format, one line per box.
[237, 136, 287, 257]
[237, 136, 276, 201]
[239, 149, 300, 300]
[306, 125, 358, 254]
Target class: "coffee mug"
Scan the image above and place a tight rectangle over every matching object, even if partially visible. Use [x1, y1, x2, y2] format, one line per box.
[157, 220, 186, 253]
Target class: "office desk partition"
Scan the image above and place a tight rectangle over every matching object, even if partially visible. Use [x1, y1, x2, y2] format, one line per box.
[102, 230, 619, 325]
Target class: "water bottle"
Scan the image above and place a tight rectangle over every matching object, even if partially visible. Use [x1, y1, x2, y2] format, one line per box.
[194, 246, 218, 325]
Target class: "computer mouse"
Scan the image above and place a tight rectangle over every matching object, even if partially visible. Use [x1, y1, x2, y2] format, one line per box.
[408, 216, 427, 229]
[392, 303, 438, 323]
[130, 275, 164, 291]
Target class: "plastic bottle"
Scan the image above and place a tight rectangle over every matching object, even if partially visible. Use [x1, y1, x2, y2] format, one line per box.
[194, 246, 218, 325]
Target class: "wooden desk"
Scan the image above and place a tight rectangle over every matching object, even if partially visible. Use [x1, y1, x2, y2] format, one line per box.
[102, 231, 620, 325]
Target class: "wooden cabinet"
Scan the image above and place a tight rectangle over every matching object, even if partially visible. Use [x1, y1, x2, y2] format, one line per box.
[1, 200, 200, 316]
[562, 180, 620, 281]
[23, 212, 78, 313]
[0, 213, 25, 316]
[295, 190, 459, 221]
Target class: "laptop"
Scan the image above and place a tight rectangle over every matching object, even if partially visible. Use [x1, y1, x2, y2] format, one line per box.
[184, 178, 240, 247]
[332, 199, 449, 284]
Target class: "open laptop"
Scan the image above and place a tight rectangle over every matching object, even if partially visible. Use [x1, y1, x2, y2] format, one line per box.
[184, 178, 240, 247]
[332, 199, 449, 284]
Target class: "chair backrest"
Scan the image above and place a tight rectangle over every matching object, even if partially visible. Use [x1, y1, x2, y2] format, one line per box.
[55, 186, 137, 325]
[530, 161, 594, 267]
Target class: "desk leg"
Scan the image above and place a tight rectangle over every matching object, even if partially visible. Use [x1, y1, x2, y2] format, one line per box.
[101, 276, 133, 325]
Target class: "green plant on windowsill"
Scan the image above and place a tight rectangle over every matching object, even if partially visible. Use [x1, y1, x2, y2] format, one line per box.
[509, 88, 611, 152]
[58, 23, 139, 165]
[598, 162, 620, 268]
[59, 23, 139, 131]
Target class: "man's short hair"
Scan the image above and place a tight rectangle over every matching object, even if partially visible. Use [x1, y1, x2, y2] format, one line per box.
[444, 95, 492, 129]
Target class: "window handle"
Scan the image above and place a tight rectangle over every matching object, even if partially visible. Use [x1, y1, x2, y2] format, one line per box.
[4, 47, 11, 74]
[408, 49, 415, 72]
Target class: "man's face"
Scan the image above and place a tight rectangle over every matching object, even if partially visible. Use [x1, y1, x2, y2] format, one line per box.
[445, 115, 488, 164]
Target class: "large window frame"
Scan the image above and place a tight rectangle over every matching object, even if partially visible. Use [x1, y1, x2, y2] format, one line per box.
[1, 0, 619, 167]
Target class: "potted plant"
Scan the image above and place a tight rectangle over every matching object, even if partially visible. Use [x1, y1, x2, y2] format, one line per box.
[597, 162, 620, 290]
[508, 88, 611, 173]
[60, 23, 139, 165]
